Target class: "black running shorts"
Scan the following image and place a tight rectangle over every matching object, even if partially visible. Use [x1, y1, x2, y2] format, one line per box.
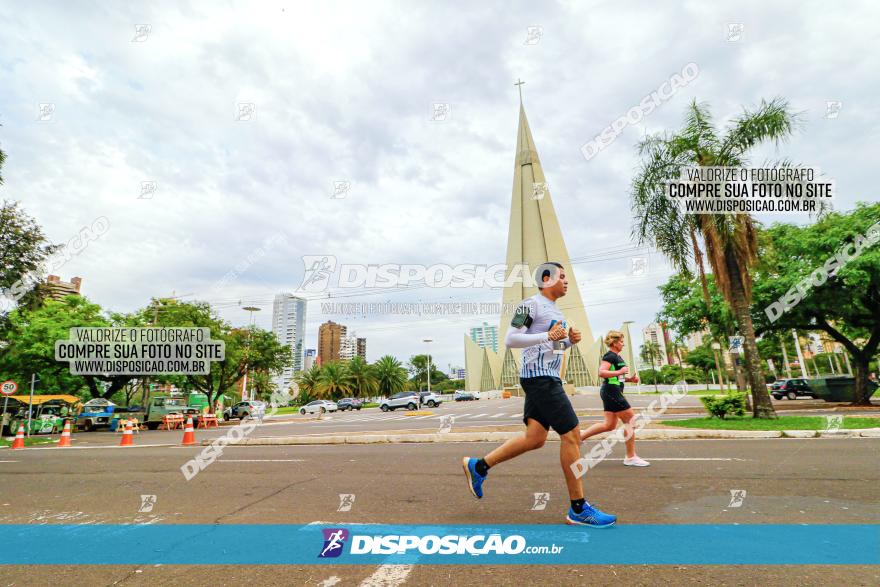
[600, 383, 632, 413]
[521, 376, 579, 435]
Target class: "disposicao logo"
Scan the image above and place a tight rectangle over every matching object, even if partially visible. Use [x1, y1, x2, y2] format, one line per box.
[318, 528, 349, 558]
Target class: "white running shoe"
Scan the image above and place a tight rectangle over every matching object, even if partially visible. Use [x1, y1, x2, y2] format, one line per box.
[623, 456, 651, 467]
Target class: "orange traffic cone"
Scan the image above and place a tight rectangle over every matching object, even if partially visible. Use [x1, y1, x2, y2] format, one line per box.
[58, 419, 73, 447]
[181, 416, 196, 446]
[119, 420, 134, 446]
[10, 424, 25, 450]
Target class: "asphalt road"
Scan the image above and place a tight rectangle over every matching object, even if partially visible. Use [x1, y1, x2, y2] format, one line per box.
[1, 437, 878, 585]
[37, 395, 880, 448]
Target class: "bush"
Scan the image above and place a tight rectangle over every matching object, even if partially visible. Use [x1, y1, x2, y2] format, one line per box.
[701, 392, 747, 419]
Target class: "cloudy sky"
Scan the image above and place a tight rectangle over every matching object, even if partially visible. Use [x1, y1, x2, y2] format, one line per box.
[1, 0, 877, 371]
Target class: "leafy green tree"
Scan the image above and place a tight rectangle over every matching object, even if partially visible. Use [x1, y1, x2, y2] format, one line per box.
[373, 355, 408, 395]
[431, 378, 464, 392]
[684, 341, 718, 372]
[751, 202, 880, 404]
[632, 99, 797, 418]
[140, 298, 292, 410]
[248, 369, 277, 400]
[0, 295, 140, 399]
[639, 342, 661, 393]
[346, 356, 378, 398]
[657, 273, 735, 343]
[638, 368, 660, 386]
[407, 354, 447, 390]
[316, 361, 354, 399]
[0, 201, 60, 315]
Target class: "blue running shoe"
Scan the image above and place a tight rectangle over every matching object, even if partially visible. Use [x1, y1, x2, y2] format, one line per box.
[565, 501, 616, 527]
[461, 457, 486, 499]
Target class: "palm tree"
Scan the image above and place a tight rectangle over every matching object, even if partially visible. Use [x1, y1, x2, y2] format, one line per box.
[639, 342, 661, 393]
[294, 364, 322, 403]
[316, 361, 354, 400]
[346, 356, 378, 398]
[632, 99, 798, 418]
[373, 355, 408, 395]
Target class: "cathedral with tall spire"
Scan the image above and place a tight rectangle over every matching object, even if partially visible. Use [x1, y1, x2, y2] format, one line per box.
[465, 87, 632, 392]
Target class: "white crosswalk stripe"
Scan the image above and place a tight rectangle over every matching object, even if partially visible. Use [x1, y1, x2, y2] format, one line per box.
[490, 413, 506, 418]
[469, 413, 489, 419]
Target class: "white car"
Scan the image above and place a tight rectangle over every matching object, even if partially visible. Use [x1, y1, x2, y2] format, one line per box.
[299, 400, 338, 415]
[379, 392, 420, 412]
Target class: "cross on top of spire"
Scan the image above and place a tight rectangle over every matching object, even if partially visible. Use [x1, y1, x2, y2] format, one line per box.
[514, 78, 525, 104]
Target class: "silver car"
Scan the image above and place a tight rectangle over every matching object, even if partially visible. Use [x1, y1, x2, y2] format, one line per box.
[379, 392, 419, 412]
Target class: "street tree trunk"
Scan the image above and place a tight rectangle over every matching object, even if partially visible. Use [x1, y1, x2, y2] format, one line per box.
[813, 316, 879, 406]
[725, 250, 777, 418]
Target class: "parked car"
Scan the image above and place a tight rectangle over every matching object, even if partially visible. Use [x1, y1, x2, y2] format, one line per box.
[379, 392, 419, 412]
[771, 378, 816, 400]
[454, 390, 477, 401]
[337, 398, 363, 411]
[418, 391, 442, 408]
[299, 400, 338, 415]
[223, 400, 267, 421]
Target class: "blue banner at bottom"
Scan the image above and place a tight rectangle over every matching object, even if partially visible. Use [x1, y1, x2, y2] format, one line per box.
[2, 524, 877, 565]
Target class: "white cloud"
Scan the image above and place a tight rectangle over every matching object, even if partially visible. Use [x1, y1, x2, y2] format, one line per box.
[1, 0, 877, 369]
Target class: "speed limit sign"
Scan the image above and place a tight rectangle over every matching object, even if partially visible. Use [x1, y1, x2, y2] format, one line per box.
[1, 380, 17, 396]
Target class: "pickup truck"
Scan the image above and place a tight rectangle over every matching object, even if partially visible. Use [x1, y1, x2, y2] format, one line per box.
[139, 394, 209, 429]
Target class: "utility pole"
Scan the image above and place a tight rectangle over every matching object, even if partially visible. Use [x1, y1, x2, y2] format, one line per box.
[423, 338, 433, 394]
[241, 306, 261, 402]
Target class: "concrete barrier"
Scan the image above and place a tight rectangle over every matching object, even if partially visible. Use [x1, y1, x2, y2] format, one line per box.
[781, 430, 818, 438]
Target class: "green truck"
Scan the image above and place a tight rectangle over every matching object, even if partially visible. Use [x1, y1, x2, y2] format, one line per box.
[136, 393, 210, 430]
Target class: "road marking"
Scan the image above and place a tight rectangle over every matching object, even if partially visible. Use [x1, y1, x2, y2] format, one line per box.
[511, 413, 523, 418]
[0, 460, 18, 463]
[602, 458, 748, 461]
[24, 443, 176, 450]
[490, 413, 506, 418]
[469, 413, 489, 419]
[217, 459, 306, 462]
[359, 564, 413, 587]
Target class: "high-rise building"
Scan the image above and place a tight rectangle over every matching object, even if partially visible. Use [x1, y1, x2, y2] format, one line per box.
[272, 293, 307, 392]
[45, 275, 82, 300]
[339, 335, 355, 360]
[469, 322, 499, 353]
[338, 334, 366, 361]
[642, 322, 672, 368]
[318, 321, 346, 363]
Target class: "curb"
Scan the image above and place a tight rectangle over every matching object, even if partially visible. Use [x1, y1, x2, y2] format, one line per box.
[227, 427, 880, 446]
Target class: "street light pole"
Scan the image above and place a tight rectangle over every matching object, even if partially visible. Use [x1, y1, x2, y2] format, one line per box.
[423, 338, 433, 394]
[241, 306, 261, 403]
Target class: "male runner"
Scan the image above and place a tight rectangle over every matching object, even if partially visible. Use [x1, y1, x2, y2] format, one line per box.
[461, 262, 617, 527]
